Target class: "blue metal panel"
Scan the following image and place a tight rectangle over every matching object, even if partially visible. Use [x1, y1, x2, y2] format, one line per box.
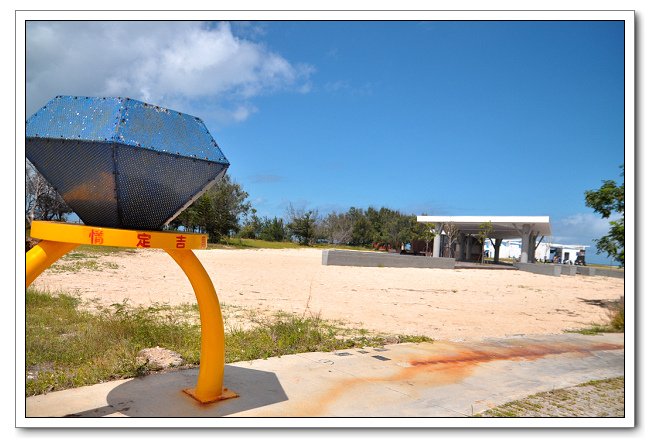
[26, 96, 123, 142]
[118, 99, 229, 163]
[25, 96, 231, 230]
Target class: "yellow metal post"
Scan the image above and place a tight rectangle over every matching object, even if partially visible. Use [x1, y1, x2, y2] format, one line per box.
[26, 221, 237, 404]
[165, 249, 238, 403]
[26, 240, 79, 287]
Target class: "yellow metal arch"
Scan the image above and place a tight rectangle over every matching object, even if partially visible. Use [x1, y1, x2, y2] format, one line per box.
[26, 221, 236, 404]
[26, 240, 79, 287]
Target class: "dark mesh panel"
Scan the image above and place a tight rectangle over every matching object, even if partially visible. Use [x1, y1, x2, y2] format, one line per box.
[26, 139, 119, 227]
[115, 145, 227, 229]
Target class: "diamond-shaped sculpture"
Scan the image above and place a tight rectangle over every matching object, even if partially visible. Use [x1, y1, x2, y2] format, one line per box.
[26, 96, 230, 230]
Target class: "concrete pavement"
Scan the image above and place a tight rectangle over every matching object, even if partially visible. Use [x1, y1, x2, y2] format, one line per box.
[24, 333, 624, 419]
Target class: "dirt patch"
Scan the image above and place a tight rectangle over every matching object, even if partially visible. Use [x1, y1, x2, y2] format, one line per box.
[136, 347, 183, 370]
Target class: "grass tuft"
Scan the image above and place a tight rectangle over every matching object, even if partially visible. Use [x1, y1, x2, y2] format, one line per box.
[609, 297, 624, 331]
[26, 290, 201, 396]
[26, 289, 431, 396]
[567, 296, 624, 335]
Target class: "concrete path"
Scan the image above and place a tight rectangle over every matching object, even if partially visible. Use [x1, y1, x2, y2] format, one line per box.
[25, 333, 624, 418]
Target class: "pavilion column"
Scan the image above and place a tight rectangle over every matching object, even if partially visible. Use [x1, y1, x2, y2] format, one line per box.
[465, 235, 472, 261]
[456, 234, 464, 260]
[494, 238, 503, 264]
[520, 224, 531, 263]
[432, 223, 442, 257]
[528, 232, 538, 263]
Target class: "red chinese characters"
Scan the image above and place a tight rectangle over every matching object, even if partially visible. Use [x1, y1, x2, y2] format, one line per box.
[136, 232, 152, 248]
[89, 229, 104, 245]
[176, 235, 187, 249]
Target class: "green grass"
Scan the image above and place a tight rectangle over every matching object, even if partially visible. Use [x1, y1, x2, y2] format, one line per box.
[46, 248, 124, 273]
[314, 243, 373, 251]
[214, 238, 304, 249]
[475, 377, 624, 417]
[26, 290, 203, 396]
[73, 244, 138, 255]
[588, 263, 624, 271]
[225, 311, 429, 360]
[212, 237, 373, 251]
[609, 298, 625, 331]
[50, 259, 120, 273]
[567, 296, 624, 335]
[25, 288, 432, 396]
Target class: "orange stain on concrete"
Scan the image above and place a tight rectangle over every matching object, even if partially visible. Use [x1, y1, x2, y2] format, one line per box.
[281, 340, 623, 416]
[410, 342, 623, 368]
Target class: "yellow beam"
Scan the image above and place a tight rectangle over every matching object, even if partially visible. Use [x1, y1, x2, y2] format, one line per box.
[30, 221, 208, 250]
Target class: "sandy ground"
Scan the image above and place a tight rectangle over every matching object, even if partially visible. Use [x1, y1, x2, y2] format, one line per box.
[30, 248, 625, 341]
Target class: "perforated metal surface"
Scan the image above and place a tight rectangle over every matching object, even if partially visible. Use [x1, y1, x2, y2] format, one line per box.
[26, 138, 120, 228]
[115, 145, 226, 229]
[26, 96, 230, 230]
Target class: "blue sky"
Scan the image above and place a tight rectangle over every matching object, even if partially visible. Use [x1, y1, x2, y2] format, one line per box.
[26, 20, 625, 264]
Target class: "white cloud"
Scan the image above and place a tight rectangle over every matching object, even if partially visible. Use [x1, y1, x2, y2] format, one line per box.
[231, 104, 258, 122]
[26, 21, 313, 122]
[551, 212, 619, 245]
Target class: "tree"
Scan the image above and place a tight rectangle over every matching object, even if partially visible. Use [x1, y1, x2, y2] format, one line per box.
[442, 222, 460, 258]
[322, 211, 354, 245]
[349, 208, 374, 246]
[374, 208, 412, 252]
[238, 209, 262, 239]
[286, 204, 318, 245]
[25, 160, 72, 227]
[413, 221, 437, 256]
[585, 167, 625, 266]
[476, 221, 494, 263]
[259, 217, 286, 242]
[171, 174, 252, 242]
[365, 207, 384, 244]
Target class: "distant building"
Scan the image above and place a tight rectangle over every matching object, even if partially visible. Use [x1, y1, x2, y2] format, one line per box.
[482, 239, 522, 260]
[483, 239, 589, 264]
[415, 215, 590, 265]
[416, 216, 551, 264]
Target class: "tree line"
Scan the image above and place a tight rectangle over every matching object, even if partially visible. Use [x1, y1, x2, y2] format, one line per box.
[173, 177, 439, 251]
[25, 161, 435, 250]
[25, 159, 625, 265]
[238, 203, 437, 250]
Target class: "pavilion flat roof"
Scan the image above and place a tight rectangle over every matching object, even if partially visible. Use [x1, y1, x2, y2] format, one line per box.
[416, 216, 552, 240]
